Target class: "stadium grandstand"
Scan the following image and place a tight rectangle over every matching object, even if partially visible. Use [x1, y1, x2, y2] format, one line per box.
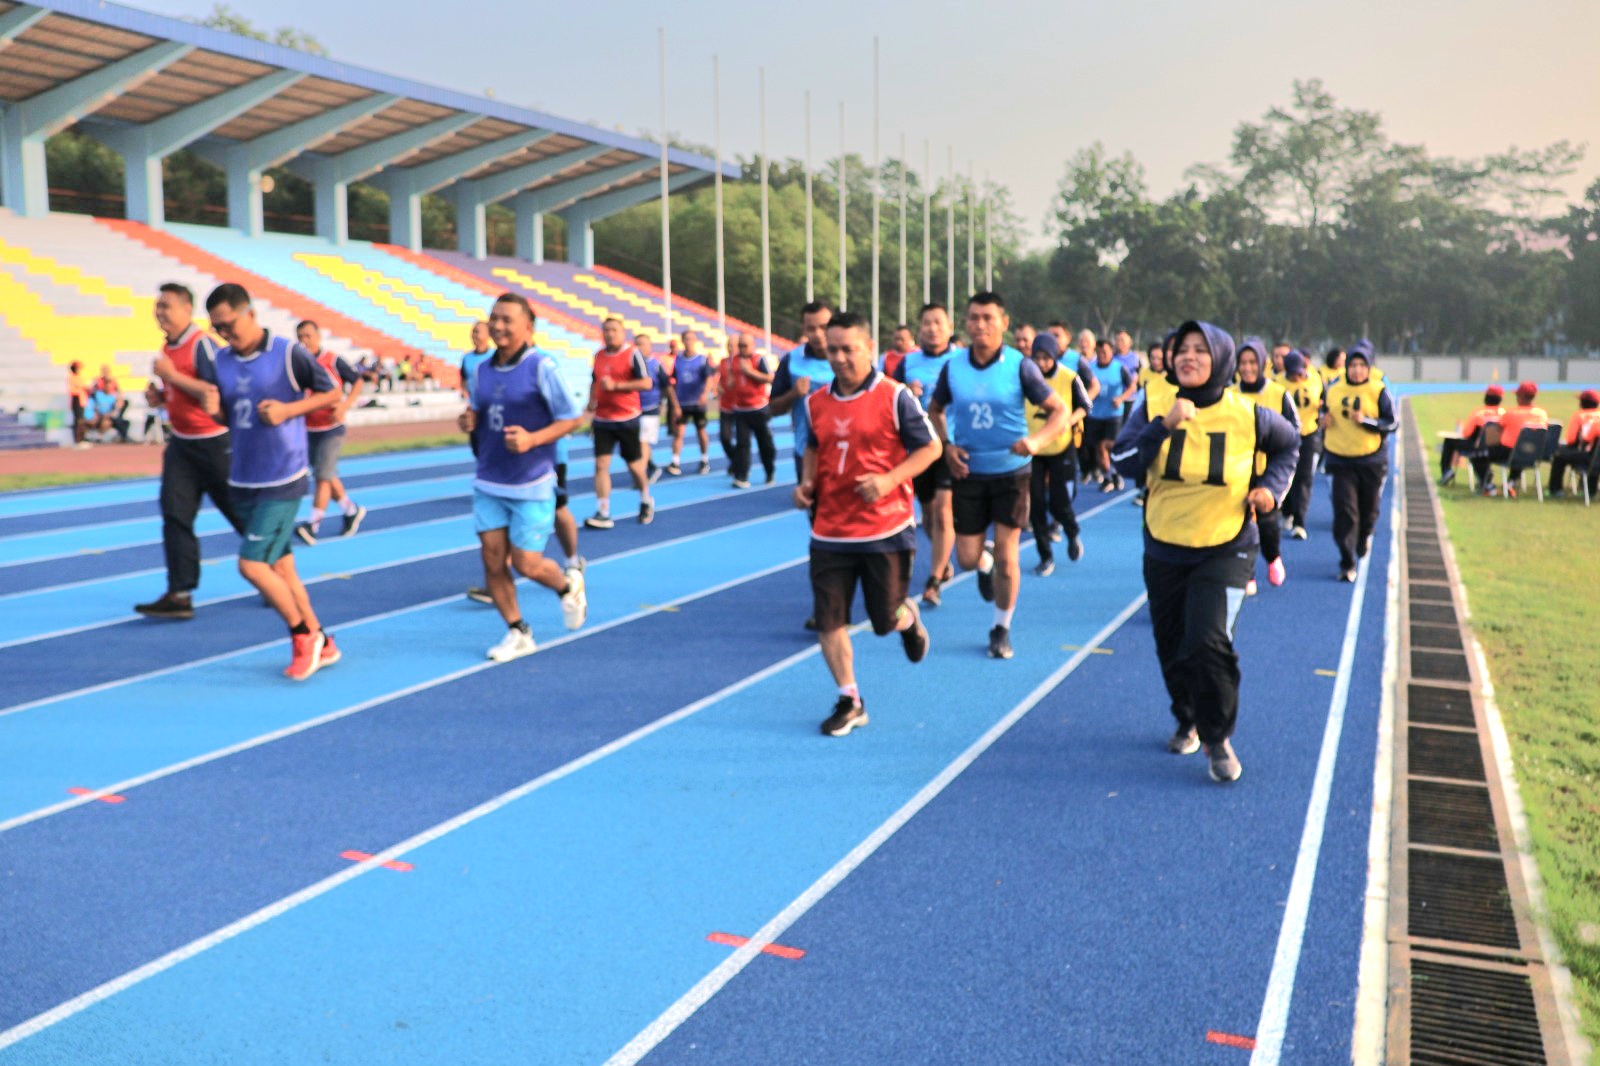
[0, 0, 787, 446]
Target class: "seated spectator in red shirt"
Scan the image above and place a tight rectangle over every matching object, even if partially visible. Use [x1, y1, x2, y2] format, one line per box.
[1550, 389, 1600, 498]
[1438, 385, 1504, 485]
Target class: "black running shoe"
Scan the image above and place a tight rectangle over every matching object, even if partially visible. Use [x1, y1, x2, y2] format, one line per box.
[466, 586, 494, 605]
[899, 602, 929, 663]
[988, 625, 1013, 660]
[294, 521, 318, 546]
[821, 697, 868, 736]
[921, 576, 943, 609]
[639, 499, 654, 525]
[1034, 558, 1055, 577]
[667, 462, 682, 476]
[803, 615, 819, 632]
[135, 592, 194, 620]
[1067, 535, 1084, 562]
[976, 543, 995, 603]
[340, 505, 366, 537]
[585, 514, 615, 530]
[699, 460, 711, 475]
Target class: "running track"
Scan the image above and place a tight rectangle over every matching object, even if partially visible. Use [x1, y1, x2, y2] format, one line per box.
[0, 429, 1396, 1065]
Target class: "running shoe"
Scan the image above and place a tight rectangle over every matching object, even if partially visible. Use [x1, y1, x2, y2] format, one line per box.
[294, 522, 318, 546]
[487, 625, 538, 662]
[560, 568, 588, 630]
[319, 632, 342, 667]
[1168, 724, 1200, 755]
[731, 478, 751, 489]
[1268, 557, 1287, 587]
[285, 630, 327, 681]
[639, 499, 655, 525]
[1205, 739, 1242, 783]
[803, 615, 819, 631]
[1133, 491, 1146, 508]
[765, 470, 777, 485]
[584, 514, 615, 530]
[648, 465, 663, 485]
[699, 460, 711, 475]
[899, 601, 930, 663]
[135, 592, 194, 620]
[1281, 517, 1294, 534]
[987, 625, 1013, 660]
[1067, 534, 1084, 562]
[1339, 567, 1358, 583]
[1291, 525, 1308, 541]
[1438, 468, 1456, 486]
[667, 462, 682, 476]
[1034, 558, 1055, 577]
[466, 586, 494, 605]
[820, 696, 868, 737]
[1049, 523, 1063, 543]
[570, 555, 587, 572]
[921, 576, 943, 609]
[340, 505, 367, 536]
[1245, 579, 1258, 597]
[1361, 534, 1373, 557]
[1100, 478, 1118, 493]
[976, 543, 995, 603]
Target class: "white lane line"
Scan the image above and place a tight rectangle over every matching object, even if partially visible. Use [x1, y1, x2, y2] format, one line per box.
[1249, 507, 1380, 1065]
[601, 591, 1150, 1066]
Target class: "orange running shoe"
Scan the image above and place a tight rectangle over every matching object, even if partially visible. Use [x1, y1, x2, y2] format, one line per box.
[318, 632, 341, 667]
[285, 630, 326, 681]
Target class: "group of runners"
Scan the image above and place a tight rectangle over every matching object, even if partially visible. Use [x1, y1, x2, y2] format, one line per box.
[131, 280, 1398, 785]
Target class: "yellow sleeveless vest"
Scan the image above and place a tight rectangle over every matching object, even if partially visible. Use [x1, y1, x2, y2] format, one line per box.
[1323, 377, 1387, 458]
[1282, 374, 1323, 438]
[1141, 372, 1178, 414]
[1144, 390, 1259, 548]
[1027, 364, 1083, 456]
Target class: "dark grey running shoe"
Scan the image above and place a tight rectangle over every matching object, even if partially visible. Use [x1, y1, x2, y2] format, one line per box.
[987, 625, 1013, 660]
[820, 697, 868, 737]
[1205, 739, 1242, 782]
[899, 601, 929, 663]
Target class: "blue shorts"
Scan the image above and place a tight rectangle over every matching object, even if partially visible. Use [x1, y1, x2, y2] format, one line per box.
[473, 491, 555, 553]
[236, 496, 301, 564]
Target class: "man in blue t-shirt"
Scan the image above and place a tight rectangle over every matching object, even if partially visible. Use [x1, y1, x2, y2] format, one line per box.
[928, 292, 1068, 661]
[197, 283, 340, 681]
[768, 300, 835, 480]
[893, 301, 964, 607]
[1085, 338, 1137, 491]
[458, 293, 588, 662]
[668, 329, 714, 475]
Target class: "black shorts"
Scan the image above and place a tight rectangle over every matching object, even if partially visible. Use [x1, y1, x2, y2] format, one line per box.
[1083, 416, 1121, 449]
[555, 462, 568, 509]
[912, 461, 952, 505]
[953, 469, 1031, 536]
[810, 548, 913, 635]
[677, 405, 708, 428]
[593, 420, 642, 462]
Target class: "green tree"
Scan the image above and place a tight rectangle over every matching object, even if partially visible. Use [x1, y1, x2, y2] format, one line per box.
[191, 4, 329, 55]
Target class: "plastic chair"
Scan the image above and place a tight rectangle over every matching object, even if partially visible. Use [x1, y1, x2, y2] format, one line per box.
[1498, 426, 1550, 501]
[1462, 423, 1499, 492]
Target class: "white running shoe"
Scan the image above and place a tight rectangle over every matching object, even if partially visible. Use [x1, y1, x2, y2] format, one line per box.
[487, 626, 537, 662]
[560, 567, 588, 630]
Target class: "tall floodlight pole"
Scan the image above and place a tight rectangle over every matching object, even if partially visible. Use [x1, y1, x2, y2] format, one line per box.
[898, 132, 907, 327]
[922, 139, 931, 305]
[804, 90, 814, 302]
[760, 68, 772, 356]
[945, 146, 954, 309]
[658, 28, 671, 337]
[838, 101, 847, 310]
[870, 36, 880, 345]
[984, 171, 993, 291]
[713, 55, 726, 343]
[966, 160, 975, 298]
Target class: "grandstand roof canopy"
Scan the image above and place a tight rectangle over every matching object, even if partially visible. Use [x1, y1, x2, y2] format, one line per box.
[0, 0, 732, 221]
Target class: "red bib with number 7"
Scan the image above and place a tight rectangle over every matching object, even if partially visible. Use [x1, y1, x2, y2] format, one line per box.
[806, 376, 916, 544]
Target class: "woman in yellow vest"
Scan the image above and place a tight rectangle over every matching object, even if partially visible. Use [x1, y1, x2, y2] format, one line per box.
[1024, 332, 1090, 575]
[1133, 338, 1178, 508]
[1320, 342, 1396, 581]
[1279, 350, 1324, 539]
[1111, 322, 1300, 783]
[1235, 337, 1299, 594]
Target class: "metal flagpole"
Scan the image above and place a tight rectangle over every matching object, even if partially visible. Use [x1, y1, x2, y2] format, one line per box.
[713, 55, 725, 343]
[804, 90, 813, 302]
[966, 160, 975, 298]
[922, 139, 930, 305]
[760, 68, 772, 356]
[945, 145, 954, 309]
[984, 171, 992, 290]
[870, 36, 880, 345]
[838, 101, 847, 311]
[898, 132, 907, 327]
[658, 28, 671, 337]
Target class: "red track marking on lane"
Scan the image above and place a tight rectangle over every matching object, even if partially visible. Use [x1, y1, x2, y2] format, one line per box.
[1206, 1030, 1258, 1050]
[706, 932, 805, 960]
[67, 787, 125, 804]
[340, 849, 414, 872]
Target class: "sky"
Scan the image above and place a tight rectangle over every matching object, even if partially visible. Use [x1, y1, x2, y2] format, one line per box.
[150, 0, 1600, 246]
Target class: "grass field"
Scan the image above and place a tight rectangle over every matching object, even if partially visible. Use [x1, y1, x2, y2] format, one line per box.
[1412, 390, 1600, 1057]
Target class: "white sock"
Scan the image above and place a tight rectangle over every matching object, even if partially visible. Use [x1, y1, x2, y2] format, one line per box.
[978, 551, 994, 574]
[838, 683, 860, 702]
[993, 606, 1014, 629]
[339, 497, 358, 517]
[640, 489, 652, 505]
[308, 506, 324, 531]
[597, 499, 610, 517]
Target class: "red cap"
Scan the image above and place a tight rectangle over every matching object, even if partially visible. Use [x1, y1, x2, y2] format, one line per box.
[1484, 385, 1504, 401]
[1516, 380, 1538, 405]
[1580, 389, 1599, 408]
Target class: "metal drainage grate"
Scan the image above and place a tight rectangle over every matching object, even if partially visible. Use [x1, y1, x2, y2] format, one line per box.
[1410, 958, 1546, 1065]
[1411, 564, 1451, 582]
[1411, 603, 1460, 626]
[1409, 780, 1499, 853]
[1411, 624, 1466, 653]
[1410, 726, 1487, 781]
[1409, 850, 1522, 949]
[1409, 685, 1476, 728]
[1413, 649, 1473, 683]
[1410, 584, 1455, 603]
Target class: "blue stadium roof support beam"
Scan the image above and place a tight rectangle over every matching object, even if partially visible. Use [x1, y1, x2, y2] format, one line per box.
[0, 4, 46, 46]
[0, 39, 190, 217]
[97, 69, 305, 227]
[369, 130, 551, 252]
[507, 158, 656, 265]
[446, 144, 609, 260]
[514, 200, 545, 264]
[286, 113, 478, 245]
[558, 170, 708, 268]
[190, 92, 400, 237]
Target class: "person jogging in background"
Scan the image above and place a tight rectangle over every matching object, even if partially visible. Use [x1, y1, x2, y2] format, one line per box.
[458, 293, 587, 660]
[585, 317, 653, 528]
[633, 332, 677, 485]
[197, 283, 342, 680]
[1085, 338, 1138, 491]
[460, 321, 492, 405]
[1111, 321, 1299, 783]
[1321, 342, 1396, 580]
[769, 301, 836, 482]
[1269, 342, 1292, 381]
[1234, 337, 1299, 593]
[1279, 350, 1324, 538]
[895, 301, 963, 607]
[882, 323, 916, 379]
[722, 332, 778, 488]
[928, 292, 1069, 660]
[1013, 323, 1037, 358]
[1025, 332, 1089, 575]
[1437, 385, 1504, 486]
[292, 320, 366, 546]
[795, 311, 940, 737]
[135, 282, 246, 620]
[1113, 330, 1140, 379]
[669, 330, 713, 475]
[1319, 348, 1346, 389]
[1550, 389, 1600, 499]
